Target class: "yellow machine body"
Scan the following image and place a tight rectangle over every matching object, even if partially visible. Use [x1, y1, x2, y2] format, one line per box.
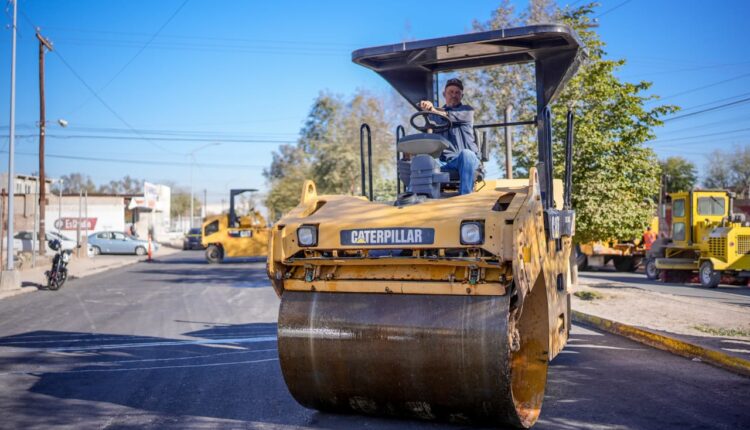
[578, 216, 658, 272]
[201, 210, 268, 261]
[654, 190, 750, 283]
[268, 173, 574, 427]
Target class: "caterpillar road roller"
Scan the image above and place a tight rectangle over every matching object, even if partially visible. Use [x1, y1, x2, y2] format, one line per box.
[201, 189, 268, 263]
[267, 25, 584, 428]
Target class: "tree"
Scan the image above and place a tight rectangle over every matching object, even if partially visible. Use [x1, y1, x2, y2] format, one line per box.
[703, 150, 733, 190]
[53, 173, 97, 194]
[660, 157, 697, 193]
[264, 90, 395, 218]
[548, 3, 677, 243]
[98, 175, 144, 194]
[703, 145, 750, 198]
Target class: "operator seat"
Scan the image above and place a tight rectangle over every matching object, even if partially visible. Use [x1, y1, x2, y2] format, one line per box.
[397, 134, 451, 199]
[397, 133, 483, 198]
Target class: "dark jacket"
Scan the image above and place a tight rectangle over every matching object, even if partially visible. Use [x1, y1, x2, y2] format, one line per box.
[439, 103, 477, 161]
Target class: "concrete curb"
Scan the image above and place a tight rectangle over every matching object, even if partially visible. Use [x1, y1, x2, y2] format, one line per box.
[572, 310, 750, 378]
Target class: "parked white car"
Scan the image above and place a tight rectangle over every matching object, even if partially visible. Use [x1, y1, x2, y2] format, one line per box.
[14, 231, 95, 257]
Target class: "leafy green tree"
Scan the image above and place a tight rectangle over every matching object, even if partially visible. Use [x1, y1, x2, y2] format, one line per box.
[660, 157, 697, 193]
[549, 3, 677, 243]
[264, 90, 395, 218]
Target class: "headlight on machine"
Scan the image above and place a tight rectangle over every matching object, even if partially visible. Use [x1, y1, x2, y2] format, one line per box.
[297, 225, 318, 247]
[62, 252, 70, 263]
[460, 221, 484, 245]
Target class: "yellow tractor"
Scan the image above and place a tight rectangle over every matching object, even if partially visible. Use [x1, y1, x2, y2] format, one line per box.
[646, 190, 750, 287]
[267, 26, 584, 428]
[201, 189, 268, 263]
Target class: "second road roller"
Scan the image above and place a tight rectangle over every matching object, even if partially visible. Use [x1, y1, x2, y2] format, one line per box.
[267, 25, 585, 428]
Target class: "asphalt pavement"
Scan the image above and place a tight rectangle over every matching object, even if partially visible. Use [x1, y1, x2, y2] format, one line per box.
[0, 251, 747, 429]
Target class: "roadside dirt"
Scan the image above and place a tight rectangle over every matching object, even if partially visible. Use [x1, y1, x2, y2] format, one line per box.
[572, 278, 750, 340]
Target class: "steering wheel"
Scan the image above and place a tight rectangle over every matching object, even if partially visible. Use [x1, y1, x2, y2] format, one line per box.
[410, 110, 452, 133]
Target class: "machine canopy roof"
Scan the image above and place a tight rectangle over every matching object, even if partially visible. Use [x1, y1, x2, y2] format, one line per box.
[352, 24, 584, 109]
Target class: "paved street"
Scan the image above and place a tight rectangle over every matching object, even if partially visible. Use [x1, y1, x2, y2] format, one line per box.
[0, 251, 747, 429]
[579, 269, 750, 308]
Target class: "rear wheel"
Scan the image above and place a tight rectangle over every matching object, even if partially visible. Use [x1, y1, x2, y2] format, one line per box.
[645, 258, 659, 280]
[699, 261, 720, 288]
[135, 246, 147, 256]
[206, 244, 223, 264]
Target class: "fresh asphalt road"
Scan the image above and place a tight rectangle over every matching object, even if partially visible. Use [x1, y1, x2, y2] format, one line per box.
[579, 269, 750, 308]
[0, 252, 747, 430]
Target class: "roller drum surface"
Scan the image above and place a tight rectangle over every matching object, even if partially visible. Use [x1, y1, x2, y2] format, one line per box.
[278, 291, 548, 427]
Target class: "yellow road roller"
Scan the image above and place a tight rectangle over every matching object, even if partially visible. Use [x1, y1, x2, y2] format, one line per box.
[202, 189, 268, 263]
[267, 25, 584, 428]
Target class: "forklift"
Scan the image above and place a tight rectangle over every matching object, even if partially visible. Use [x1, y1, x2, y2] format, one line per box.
[201, 189, 269, 263]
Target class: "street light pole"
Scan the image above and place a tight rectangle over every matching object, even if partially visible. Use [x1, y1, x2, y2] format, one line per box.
[37, 30, 54, 255]
[188, 142, 220, 229]
[5, 0, 18, 271]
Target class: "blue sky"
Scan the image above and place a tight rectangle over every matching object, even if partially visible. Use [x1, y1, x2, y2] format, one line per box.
[0, 0, 749, 207]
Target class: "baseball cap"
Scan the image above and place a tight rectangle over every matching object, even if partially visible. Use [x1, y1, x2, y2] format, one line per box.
[445, 78, 463, 91]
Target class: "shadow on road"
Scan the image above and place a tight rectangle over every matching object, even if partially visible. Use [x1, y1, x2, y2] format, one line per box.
[0, 324, 747, 429]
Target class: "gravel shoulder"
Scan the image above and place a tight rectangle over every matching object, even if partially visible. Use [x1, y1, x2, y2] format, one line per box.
[573, 274, 750, 362]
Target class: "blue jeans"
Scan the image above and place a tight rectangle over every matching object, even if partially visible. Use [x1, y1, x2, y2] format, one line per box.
[441, 149, 480, 195]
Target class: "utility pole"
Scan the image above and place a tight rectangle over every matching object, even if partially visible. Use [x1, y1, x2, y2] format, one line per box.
[5, 0, 18, 273]
[504, 105, 513, 179]
[37, 30, 53, 255]
[203, 189, 207, 219]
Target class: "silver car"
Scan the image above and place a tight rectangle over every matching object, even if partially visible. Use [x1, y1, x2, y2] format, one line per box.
[15, 231, 94, 256]
[87, 231, 158, 255]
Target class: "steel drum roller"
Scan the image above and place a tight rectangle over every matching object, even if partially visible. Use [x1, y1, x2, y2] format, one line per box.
[278, 291, 548, 427]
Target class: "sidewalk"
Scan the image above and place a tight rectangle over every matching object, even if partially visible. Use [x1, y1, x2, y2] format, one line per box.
[0, 246, 182, 300]
[572, 274, 750, 376]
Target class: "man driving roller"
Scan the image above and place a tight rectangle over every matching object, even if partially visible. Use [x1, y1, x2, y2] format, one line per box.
[419, 78, 480, 195]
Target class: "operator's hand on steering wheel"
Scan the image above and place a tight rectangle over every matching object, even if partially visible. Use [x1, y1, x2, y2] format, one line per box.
[419, 100, 434, 111]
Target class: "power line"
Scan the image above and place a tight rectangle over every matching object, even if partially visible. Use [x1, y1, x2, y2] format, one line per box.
[14, 133, 296, 144]
[2, 149, 265, 170]
[663, 97, 750, 123]
[18, 9, 178, 155]
[65, 0, 190, 116]
[654, 72, 750, 102]
[677, 92, 750, 113]
[595, 0, 634, 19]
[41, 25, 359, 48]
[648, 127, 750, 145]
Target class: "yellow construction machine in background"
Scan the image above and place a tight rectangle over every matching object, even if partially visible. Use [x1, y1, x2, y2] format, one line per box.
[201, 189, 268, 263]
[577, 217, 659, 272]
[645, 190, 750, 287]
[267, 26, 584, 428]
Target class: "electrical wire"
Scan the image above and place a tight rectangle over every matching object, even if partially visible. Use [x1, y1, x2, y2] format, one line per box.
[65, 0, 190, 116]
[594, 0, 634, 19]
[1, 149, 265, 170]
[13, 134, 296, 144]
[663, 97, 750, 122]
[653, 72, 750, 103]
[18, 9, 178, 155]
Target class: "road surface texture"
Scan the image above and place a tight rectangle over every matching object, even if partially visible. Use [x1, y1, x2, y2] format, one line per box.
[0, 252, 747, 429]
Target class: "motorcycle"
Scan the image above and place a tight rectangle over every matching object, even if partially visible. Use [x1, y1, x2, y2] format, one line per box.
[45, 239, 74, 290]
